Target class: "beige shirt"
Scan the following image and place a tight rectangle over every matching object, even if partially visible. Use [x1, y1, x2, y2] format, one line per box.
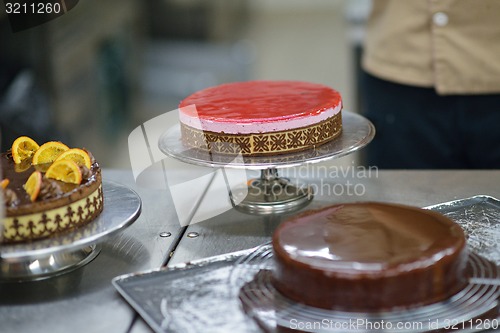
[362, 0, 500, 95]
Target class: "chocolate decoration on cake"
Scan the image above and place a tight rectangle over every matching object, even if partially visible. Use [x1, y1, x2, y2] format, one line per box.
[272, 202, 469, 311]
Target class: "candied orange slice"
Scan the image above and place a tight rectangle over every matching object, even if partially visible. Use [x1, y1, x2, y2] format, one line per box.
[32, 141, 69, 165]
[1, 178, 9, 189]
[15, 158, 33, 173]
[54, 148, 91, 169]
[11, 136, 40, 164]
[24, 171, 42, 202]
[33, 163, 52, 173]
[45, 160, 82, 184]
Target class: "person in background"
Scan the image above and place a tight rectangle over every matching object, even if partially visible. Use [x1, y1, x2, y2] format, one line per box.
[360, 0, 500, 169]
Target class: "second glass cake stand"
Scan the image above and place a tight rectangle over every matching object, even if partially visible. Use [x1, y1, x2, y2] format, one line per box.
[158, 111, 375, 215]
[0, 181, 141, 281]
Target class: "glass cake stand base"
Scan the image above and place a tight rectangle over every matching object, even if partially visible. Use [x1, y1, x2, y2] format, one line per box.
[229, 168, 312, 215]
[0, 181, 141, 281]
[159, 111, 375, 215]
[0, 245, 101, 281]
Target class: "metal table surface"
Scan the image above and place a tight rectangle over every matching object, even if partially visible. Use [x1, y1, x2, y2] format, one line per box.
[1, 168, 499, 333]
[168, 168, 500, 265]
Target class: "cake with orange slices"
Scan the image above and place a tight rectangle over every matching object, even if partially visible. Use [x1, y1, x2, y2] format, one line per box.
[1, 136, 103, 243]
[179, 81, 343, 156]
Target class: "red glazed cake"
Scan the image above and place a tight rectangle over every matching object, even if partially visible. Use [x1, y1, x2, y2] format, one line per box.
[272, 202, 469, 311]
[179, 81, 342, 156]
[1, 138, 103, 243]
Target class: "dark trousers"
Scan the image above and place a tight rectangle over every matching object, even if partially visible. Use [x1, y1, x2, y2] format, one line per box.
[360, 71, 500, 169]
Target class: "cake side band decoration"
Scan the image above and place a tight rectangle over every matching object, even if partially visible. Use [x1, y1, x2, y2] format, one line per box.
[3, 183, 103, 242]
[180, 112, 342, 156]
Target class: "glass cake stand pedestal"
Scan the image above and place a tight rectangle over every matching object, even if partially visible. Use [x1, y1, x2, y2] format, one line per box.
[159, 111, 375, 215]
[0, 181, 141, 281]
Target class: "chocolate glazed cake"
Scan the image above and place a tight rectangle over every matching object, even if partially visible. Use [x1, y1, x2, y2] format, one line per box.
[272, 202, 469, 311]
[1, 151, 103, 243]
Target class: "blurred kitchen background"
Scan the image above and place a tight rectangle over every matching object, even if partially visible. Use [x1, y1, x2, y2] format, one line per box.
[0, 0, 371, 168]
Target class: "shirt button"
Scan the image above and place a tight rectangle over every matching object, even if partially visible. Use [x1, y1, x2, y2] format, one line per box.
[433, 12, 449, 27]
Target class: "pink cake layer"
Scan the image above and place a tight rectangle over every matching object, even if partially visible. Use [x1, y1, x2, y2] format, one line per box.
[178, 80, 342, 134]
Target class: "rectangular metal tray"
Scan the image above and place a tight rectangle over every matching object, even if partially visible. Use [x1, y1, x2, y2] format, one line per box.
[426, 195, 500, 264]
[113, 195, 500, 333]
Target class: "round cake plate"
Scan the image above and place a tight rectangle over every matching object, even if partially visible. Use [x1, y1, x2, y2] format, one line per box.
[231, 244, 500, 333]
[158, 111, 375, 214]
[0, 181, 142, 281]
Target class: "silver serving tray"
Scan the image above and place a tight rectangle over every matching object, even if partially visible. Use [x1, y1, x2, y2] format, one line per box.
[112, 195, 500, 333]
[1, 181, 142, 280]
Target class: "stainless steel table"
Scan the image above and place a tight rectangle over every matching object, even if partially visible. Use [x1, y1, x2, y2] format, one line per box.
[1, 168, 499, 333]
[169, 168, 500, 264]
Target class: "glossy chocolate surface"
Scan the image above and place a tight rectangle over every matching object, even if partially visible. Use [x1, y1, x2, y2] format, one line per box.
[272, 202, 469, 311]
[1, 152, 100, 214]
[275, 203, 465, 273]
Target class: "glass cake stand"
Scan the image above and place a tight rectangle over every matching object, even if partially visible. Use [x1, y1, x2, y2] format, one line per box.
[0, 181, 142, 281]
[158, 111, 375, 214]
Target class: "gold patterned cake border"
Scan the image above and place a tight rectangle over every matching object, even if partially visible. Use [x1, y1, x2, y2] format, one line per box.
[2, 185, 104, 243]
[180, 112, 342, 156]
